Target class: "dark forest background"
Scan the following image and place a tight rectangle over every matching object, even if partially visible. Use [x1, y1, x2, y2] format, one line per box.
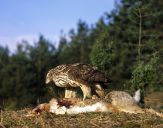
[0, 0, 162, 109]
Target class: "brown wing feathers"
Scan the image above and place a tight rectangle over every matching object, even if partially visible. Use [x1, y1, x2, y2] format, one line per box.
[67, 63, 108, 84]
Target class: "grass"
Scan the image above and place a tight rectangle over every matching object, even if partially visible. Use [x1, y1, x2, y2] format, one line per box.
[1, 91, 163, 128]
[0, 109, 163, 128]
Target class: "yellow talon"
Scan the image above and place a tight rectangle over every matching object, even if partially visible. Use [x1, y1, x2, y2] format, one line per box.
[78, 101, 85, 106]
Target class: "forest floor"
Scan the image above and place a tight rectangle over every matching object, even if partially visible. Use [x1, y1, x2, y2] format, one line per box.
[1, 109, 163, 128]
[1, 91, 163, 128]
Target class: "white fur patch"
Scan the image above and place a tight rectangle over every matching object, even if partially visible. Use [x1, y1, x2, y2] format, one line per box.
[49, 102, 58, 113]
[66, 102, 108, 114]
[49, 99, 109, 115]
[55, 106, 67, 115]
[133, 89, 141, 103]
[50, 102, 67, 114]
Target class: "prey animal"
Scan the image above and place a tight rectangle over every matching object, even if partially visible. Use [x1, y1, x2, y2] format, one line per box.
[28, 91, 163, 117]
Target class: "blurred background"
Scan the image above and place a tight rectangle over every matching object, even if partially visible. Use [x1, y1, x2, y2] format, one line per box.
[0, 0, 162, 111]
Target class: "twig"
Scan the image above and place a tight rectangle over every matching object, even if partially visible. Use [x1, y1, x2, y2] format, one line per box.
[138, 8, 142, 62]
[0, 110, 2, 124]
[90, 119, 101, 128]
[0, 110, 5, 128]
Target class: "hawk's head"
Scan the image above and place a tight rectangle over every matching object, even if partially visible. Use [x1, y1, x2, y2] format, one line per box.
[45, 71, 53, 84]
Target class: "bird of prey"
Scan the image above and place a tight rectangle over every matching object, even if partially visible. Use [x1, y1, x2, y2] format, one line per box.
[45, 63, 109, 100]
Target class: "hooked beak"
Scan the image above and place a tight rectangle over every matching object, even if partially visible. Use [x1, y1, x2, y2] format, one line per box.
[45, 79, 51, 84]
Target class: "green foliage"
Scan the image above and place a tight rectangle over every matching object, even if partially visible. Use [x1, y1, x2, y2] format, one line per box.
[90, 0, 163, 89]
[90, 29, 115, 75]
[130, 53, 161, 102]
[0, 35, 59, 109]
[0, 0, 163, 109]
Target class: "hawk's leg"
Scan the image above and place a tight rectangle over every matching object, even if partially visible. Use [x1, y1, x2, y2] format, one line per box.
[80, 85, 92, 100]
[65, 88, 78, 98]
[95, 84, 105, 98]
